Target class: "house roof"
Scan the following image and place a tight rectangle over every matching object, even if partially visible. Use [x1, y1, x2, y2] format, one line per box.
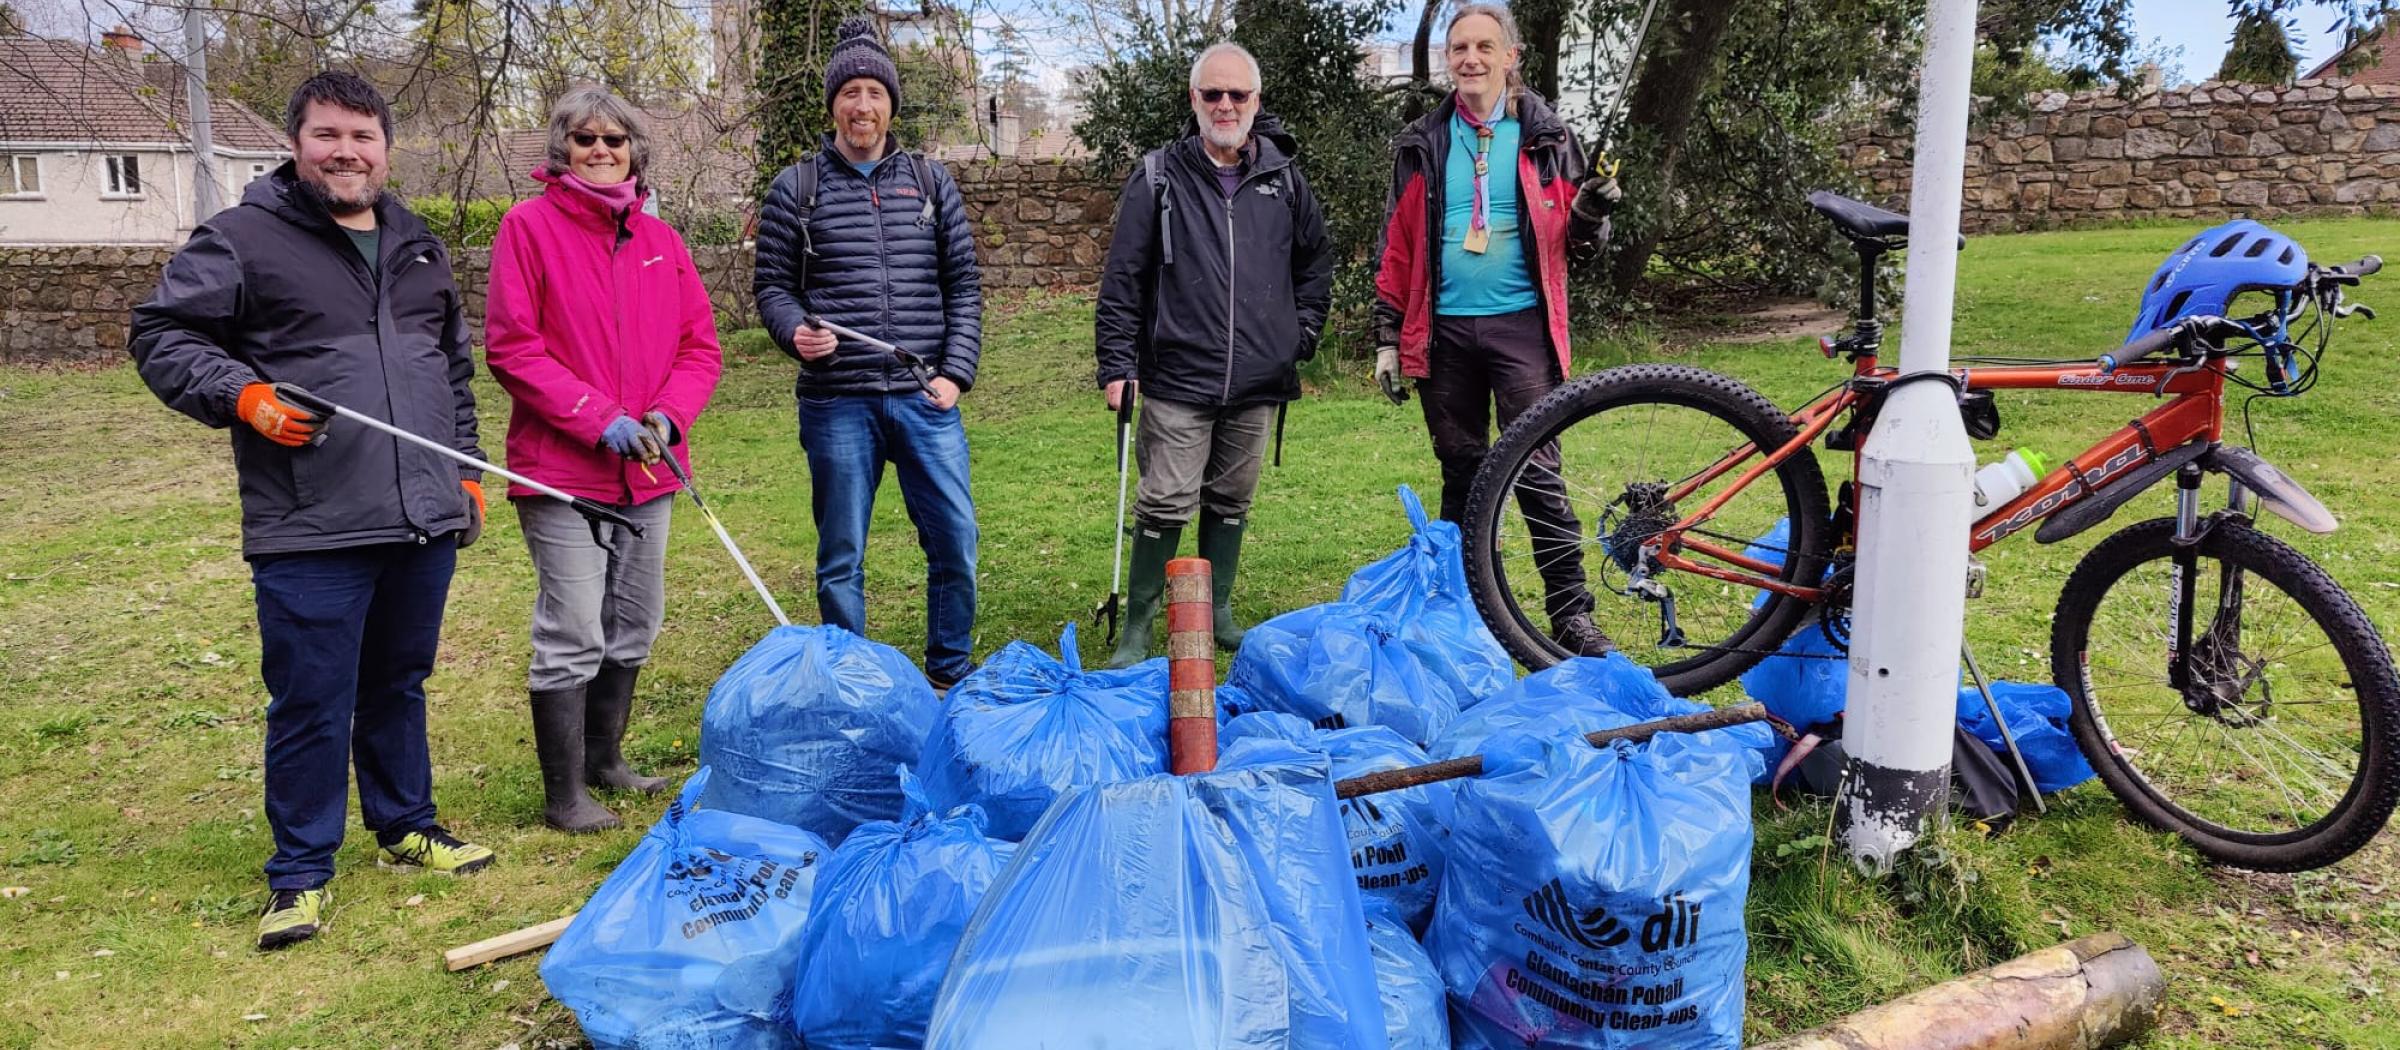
[2303, 24, 2395, 85]
[0, 36, 286, 152]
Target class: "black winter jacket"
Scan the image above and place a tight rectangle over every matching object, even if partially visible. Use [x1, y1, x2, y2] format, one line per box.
[1094, 113, 1334, 407]
[128, 167, 483, 558]
[752, 137, 983, 397]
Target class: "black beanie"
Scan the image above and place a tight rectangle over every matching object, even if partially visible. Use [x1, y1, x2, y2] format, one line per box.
[824, 16, 901, 116]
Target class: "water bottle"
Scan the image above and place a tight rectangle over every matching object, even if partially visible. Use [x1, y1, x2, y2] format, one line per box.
[1972, 448, 2050, 510]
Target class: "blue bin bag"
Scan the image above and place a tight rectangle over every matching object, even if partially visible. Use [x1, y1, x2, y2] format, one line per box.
[1227, 601, 1461, 750]
[1341, 486, 1516, 707]
[788, 768, 1018, 1049]
[1956, 681, 2096, 794]
[1364, 903, 1448, 1050]
[700, 625, 941, 845]
[541, 769, 830, 1049]
[1223, 711, 1453, 929]
[923, 748, 1388, 1049]
[1435, 655, 1773, 785]
[1428, 731, 1753, 1049]
[916, 623, 1170, 842]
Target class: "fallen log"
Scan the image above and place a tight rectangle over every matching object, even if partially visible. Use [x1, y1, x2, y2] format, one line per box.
[1747, 932, 2164, 1050]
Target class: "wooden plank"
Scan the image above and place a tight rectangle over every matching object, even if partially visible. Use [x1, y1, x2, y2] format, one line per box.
[443, 915, 574, 972]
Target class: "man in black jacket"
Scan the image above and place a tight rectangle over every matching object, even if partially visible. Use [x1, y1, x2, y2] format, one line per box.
[753, 17, 984, 688]
[129, 72, 494, 952]
[1093, 42, 1334, 668]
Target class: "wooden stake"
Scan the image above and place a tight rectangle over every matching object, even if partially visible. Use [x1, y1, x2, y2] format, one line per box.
[443, 915, 573, 972]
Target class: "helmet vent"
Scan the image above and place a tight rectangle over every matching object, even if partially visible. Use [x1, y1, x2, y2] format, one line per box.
[2210, 234, 2244, 258]
[2278, 246, 2296, 266]
[2150, 270, 2171, 291]
[2166, 290, 2194, 320]
[2244, 238, 2272, 258]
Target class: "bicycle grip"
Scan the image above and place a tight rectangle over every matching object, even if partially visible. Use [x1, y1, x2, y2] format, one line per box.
[2348, 255, 2383, 278]
[2099, 323, 2182, 374]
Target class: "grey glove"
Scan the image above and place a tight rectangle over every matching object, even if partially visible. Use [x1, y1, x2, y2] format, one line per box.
[1573, 172, 1623, 223]
[1374, 346, 1408, 405]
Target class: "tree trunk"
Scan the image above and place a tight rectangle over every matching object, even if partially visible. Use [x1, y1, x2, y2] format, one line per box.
[1406, 0, 1439, 121]
[1604, 0, 1738, 296]
[1513, 0, 1566, 100]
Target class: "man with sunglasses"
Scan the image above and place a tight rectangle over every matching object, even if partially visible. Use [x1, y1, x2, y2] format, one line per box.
[1093, 42, 1333, 667]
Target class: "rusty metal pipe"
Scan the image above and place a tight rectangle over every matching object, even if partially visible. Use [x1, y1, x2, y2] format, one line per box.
[1747, 932, 2164, 1050]
[1331, 702, 1771, 799]
[1165, 557, 1218, 774]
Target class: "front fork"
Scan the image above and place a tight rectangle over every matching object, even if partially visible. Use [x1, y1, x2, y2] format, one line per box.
[2166, 465, 2249, 700]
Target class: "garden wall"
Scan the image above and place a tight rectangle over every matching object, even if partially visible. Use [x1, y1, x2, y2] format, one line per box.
[1844, 77, 2400, 233]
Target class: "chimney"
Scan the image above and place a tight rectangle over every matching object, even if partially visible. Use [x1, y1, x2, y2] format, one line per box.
[101, 25, 142, 56]
[995, 112, 1022, 159]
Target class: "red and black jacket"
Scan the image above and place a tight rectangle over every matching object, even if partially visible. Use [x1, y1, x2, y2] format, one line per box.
[1371, 90, 1606, 379]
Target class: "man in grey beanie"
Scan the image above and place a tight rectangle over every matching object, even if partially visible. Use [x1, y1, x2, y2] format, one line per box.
[752, 17, 986, 689]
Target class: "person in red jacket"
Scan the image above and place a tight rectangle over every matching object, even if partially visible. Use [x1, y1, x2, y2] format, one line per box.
[1369, 2, 1620, 656]
[484, 86, 723, 833]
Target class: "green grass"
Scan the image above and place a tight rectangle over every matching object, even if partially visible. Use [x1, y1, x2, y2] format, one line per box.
[3, 220, 2398, 1047]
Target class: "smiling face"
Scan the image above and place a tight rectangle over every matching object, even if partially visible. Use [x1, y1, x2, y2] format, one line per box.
[567, 117, 632, 186]
[290, 100, 388, 215]
[1188, 51, 1260, 154]
[833, 78, 893, 157]
[1445, 12, 1518, 108]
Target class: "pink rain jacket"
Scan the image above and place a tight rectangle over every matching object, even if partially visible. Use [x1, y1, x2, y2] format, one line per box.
[485, 169, 723, 504]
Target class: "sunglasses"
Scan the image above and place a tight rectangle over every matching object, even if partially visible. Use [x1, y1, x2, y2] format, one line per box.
[570, 131, 630, 149]
[1198, 88, 1253, 104]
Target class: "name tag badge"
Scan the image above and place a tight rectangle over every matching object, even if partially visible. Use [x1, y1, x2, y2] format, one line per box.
[1464, 224, 1490, 255]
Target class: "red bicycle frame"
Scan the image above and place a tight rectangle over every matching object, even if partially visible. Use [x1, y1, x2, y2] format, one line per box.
[1648, 350, 2231, 600]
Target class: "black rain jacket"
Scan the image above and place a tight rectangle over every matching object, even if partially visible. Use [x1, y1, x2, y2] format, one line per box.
[129, 166, 482, 558]
[1093, 113, 1334, 407]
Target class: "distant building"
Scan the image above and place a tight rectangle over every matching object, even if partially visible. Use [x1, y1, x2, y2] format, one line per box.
[2303, 22, 2395, 86]
[0, 31, 289, 245]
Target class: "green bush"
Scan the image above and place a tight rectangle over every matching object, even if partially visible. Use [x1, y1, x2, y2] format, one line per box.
[407, 195, 517, 250]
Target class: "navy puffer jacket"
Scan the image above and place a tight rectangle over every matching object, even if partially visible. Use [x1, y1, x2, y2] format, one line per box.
[753, 136, 983, 397]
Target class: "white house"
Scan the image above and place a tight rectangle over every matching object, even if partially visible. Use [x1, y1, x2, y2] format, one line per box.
[0, 32, 290, 245]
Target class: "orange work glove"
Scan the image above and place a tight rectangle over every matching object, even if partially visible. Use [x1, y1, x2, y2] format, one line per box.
[457, 479, 486, 549]
[236, 382, 321, 447]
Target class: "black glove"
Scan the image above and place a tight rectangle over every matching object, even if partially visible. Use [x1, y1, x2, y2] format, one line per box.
[1573, 172, 1623, 223]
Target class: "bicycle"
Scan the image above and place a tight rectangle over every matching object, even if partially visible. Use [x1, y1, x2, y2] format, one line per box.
[1460, 191, 2396, 872]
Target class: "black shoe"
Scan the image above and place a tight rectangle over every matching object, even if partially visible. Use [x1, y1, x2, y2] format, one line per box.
[1553, 613, 1619, 657]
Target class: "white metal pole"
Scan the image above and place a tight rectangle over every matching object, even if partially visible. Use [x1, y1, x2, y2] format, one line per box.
[1837, 0, 1982, 871]
[183, 6, 223, 219]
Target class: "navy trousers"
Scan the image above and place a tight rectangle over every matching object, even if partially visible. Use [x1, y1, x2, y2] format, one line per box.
[250, 539, 455, 890]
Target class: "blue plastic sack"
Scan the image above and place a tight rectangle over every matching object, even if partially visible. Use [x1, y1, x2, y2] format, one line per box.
[924, 749, 1387, 1049]
[1341, 486, 1515, 707]
[700, 625, 941, 845]
[541, 769, 829, 1049]
[1223, 711, 1453, 929]
[1435, 655, 1773, 784]
[1429, 731, 1753, 1049]
[916, 623, 1170, 841]
[1365, 903, 1448, 1050]
[1227, 601, 1461, 750]
[788, 768, 1018, 1049]
[1956, 681, 2095, 794]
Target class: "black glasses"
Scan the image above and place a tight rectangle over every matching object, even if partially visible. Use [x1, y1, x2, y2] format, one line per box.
[570, 131, 630, 149]
[1198, 88, 1252, 104]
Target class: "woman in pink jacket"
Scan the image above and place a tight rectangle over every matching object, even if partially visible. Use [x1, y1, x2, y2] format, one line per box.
[485, 86, 722, 833]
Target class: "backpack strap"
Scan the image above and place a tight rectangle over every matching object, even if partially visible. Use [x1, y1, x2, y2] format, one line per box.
[791, 153, 819, 259]
[906, 151, 938, 230]
[1145, 150, 1173, 267]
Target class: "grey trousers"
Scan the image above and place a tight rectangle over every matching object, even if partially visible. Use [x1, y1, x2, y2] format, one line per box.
[1132, 397, 1276, 527]
[518, 494, 674, 692]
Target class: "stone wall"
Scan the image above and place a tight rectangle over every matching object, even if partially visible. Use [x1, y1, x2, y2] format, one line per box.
[2, 159, 1121, 364]
[1845, 78, 2400, 233]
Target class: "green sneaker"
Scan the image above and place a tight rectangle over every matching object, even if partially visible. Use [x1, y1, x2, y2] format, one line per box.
[257, 887, 328, 951]
[379, 825, 495, 876]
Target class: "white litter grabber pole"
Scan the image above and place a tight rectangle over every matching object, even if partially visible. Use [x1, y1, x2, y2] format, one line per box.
[1837, 0, 1982, 871]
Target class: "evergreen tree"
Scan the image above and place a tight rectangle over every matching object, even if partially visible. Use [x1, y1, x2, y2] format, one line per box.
[2217, 9, 2298, 84]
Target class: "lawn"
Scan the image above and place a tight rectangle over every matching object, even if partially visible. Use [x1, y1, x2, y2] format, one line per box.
[2, 217, 2397, 1048]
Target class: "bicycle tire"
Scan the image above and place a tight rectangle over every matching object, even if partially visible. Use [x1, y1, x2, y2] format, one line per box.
[1462, 364, 1831, 694]
[2051, 516, 2400, 871]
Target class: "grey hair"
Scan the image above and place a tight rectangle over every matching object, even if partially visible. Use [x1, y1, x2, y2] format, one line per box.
[1188, 42, 1263, 94]
[1446, 2, 1528, 103]
[544, 86, 651, 181]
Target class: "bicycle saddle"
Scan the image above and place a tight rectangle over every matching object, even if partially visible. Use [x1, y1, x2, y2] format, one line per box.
[1808, 191, 1969, 250]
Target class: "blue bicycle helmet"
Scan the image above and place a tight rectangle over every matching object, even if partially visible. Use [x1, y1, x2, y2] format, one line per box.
[2128, 219, 2310, 339]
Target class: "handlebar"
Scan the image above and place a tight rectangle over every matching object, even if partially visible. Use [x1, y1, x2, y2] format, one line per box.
[2324, 255, 2383, 281]
[2099, 321, 2194, 374]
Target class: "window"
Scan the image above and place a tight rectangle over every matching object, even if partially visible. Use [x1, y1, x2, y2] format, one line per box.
[249, 162, 270, 182]
[104, 154, 142, 197]
[0, 155, 37, 196]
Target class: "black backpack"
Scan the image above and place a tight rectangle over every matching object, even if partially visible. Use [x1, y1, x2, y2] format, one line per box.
[1141, 148, 1298, 268]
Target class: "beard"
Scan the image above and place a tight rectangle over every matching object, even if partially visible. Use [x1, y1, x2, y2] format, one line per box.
[297, 171, 384, 216]
[1202, 115, 1253, 152]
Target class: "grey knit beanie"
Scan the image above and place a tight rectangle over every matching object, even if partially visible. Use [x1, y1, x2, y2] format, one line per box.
[824, 16, 901, 116]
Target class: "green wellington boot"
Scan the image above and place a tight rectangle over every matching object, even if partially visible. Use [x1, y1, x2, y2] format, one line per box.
[1107, 522, 1182, 669]
[1196, 512, 1249, 652]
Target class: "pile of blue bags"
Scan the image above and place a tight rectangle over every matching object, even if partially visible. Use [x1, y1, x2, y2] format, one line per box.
[1339, 487, 1515, 706]
[1222, 711, 1453, 929]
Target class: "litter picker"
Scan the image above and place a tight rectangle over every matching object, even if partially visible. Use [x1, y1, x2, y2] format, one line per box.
[657, 451, 791, 628]
[1095, 381, 1138, 643]
[815, 319, 940, 398]
[270, 383, 643, 535]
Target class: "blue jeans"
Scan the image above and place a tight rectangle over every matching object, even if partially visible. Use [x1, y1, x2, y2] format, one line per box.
[250, 539, 455, 890]
[798, 392, 979, 680]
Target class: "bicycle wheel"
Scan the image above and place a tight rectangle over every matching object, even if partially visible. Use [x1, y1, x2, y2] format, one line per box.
[1463, 364, 1831, 695]
[2051, 516, 2400, 871]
